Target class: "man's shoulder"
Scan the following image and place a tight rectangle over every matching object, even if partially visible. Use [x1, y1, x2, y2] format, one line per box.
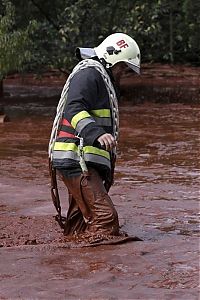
[70, 64, 103, 86]
[76, 64, 102, 77]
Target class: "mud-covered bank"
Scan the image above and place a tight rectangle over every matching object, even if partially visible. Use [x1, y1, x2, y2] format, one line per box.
[1, 64, 200, 112]
[0, 103, 199, 299]
[120, 64, 200, 104]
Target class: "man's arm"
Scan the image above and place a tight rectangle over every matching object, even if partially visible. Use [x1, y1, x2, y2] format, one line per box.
[97, 133, 116, 151]
[65, 68, 113, 147]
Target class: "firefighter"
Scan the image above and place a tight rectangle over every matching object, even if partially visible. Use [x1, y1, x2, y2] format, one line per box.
[49, 33, 141, 245]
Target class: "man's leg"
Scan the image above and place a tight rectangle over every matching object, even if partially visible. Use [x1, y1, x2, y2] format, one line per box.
[64, 192, 87, 235]
[61, 168, 119, 237]
[81, 168, 119, 236]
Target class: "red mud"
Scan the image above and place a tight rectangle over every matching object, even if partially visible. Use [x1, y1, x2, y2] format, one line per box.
[2, 63, 200, 105]
[0, 99, 199, 299]
[3, 64, 200, 87]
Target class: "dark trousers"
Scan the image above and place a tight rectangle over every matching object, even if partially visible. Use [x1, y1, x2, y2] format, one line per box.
[61, 168, 119, 237]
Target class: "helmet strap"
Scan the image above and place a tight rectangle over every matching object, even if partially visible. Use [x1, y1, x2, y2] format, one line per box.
[99, 58, 112, 69]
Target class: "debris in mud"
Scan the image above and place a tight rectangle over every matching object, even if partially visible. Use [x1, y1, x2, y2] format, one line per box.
[0, 114, 9, 123]
[0, 215, 142, 248]
[0, 215, 63, 248]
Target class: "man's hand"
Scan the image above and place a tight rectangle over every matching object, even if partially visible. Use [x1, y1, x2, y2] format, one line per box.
[97, 133, 116, 151]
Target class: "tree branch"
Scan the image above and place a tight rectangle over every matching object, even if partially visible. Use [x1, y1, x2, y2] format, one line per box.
[30, 0, 60, 31]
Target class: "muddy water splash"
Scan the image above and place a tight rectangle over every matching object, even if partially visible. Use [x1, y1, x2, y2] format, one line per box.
[0, 103, 199, 299]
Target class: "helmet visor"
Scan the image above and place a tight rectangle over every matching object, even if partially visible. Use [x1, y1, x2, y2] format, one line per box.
[75, 47, 96, 60]
[125, 61, 140, 74]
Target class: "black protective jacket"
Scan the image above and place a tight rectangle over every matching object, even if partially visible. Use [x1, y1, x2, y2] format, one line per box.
[52, 61, 118, 180]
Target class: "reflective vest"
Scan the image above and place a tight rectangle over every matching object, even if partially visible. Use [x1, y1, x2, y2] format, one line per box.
[52, 66, 116, 174]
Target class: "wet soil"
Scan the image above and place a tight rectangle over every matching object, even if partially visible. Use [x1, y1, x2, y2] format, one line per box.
[1, 64, 200, 109]
[0, 100, 199, 299]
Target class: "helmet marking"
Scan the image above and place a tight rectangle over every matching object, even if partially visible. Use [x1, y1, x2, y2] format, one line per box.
[116, 40, 129, 49]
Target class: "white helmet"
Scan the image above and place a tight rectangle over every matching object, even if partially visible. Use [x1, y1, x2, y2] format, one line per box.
[95, 33, 140, 74]
[76, 32, 141, 74]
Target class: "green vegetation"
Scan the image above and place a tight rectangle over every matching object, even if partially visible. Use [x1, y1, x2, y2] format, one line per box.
[0, 0, 35, 94]
[0, 0, 199, 78]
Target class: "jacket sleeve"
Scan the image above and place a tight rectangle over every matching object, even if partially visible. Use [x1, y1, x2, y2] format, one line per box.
[63, 68, 106, 145]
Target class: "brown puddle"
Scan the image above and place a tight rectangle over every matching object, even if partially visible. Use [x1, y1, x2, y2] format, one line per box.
[0, 103, 199, 299]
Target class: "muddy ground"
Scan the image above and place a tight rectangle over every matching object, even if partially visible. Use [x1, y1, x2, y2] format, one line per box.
[0, 65, 200, 299]
[1, 63, 200, 106]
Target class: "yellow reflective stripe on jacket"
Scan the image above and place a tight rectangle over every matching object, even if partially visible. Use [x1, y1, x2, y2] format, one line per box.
[53, 142, 78, 152]
[90, 109, 111, 118]
[83, 146, 110, 160]
[53, 142, 110, 160]
[71, 111, 91, 129]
